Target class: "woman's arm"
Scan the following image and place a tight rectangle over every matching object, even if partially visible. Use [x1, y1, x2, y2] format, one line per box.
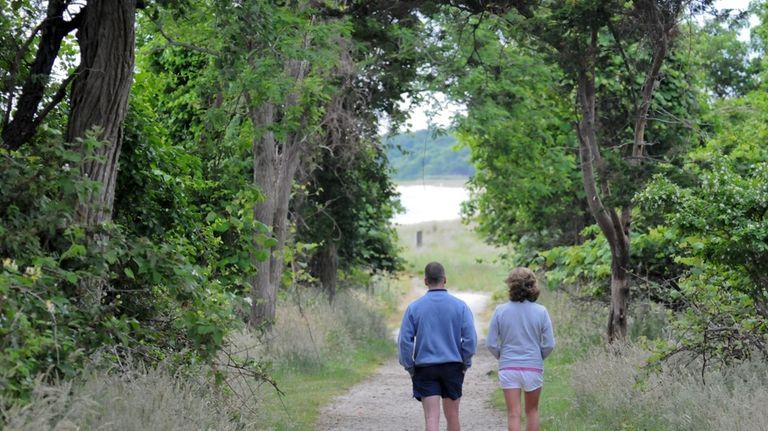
[540, 309, 556, 359]
[486, 308, 501, 359]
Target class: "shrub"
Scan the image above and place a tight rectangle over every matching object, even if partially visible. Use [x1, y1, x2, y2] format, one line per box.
[0, 136, 248, 406]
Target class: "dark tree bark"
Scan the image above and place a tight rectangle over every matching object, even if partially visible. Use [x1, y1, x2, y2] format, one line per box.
[63, 0, 138, 308]
[313, 242, 339, 302]
[1, 1, 80, 150]
[67, 0, 138, 226]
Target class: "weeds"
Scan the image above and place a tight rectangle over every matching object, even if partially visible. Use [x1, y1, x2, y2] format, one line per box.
[2, 367, 239, 431]
[571, 344, 768, 430]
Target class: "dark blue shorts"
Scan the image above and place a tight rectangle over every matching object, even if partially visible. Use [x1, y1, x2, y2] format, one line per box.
[411, 362, 465, 401]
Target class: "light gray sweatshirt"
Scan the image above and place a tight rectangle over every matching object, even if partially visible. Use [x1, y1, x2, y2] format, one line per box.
[486, 301, 556, 370]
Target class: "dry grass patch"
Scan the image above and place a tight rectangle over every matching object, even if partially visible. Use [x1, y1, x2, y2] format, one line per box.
[572, 344, 768, 431]
[2, 367, 239, 431]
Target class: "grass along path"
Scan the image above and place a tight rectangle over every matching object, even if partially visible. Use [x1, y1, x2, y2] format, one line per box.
[252, 339, 394, 430]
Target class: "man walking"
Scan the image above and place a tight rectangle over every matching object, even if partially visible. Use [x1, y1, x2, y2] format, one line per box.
[398, 262, 477, 431]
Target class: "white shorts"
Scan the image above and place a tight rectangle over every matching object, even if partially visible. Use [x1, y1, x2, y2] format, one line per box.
[498, 367, 544, 392]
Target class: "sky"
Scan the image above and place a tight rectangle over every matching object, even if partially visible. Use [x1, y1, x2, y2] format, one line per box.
[397, 0, 756, 133]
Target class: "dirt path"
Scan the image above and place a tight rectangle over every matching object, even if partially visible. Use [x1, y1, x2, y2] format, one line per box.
[315, 282, 506, 430]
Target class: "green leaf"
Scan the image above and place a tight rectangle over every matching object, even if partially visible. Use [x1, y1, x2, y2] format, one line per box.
[62, 271, 79, 284]
[61, 244, 87, 260]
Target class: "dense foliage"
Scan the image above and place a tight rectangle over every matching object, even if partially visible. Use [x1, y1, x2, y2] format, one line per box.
[430, 12, 589, 250]
[0, 135, 244, 401]
[637, 89, 768, 364]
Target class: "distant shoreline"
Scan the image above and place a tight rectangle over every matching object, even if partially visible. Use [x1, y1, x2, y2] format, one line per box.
[394, 176, 469, 188]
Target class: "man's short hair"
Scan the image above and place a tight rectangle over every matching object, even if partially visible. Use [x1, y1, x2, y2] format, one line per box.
[424, 262, 445, 286]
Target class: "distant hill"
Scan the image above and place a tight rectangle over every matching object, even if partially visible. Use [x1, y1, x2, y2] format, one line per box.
[384, 130, 474, 181]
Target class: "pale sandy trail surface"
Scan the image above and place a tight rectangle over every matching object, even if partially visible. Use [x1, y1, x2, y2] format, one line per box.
[315, 283, 506, 430]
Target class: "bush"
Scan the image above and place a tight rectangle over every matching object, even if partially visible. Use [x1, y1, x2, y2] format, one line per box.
[0, 137, 248, 406]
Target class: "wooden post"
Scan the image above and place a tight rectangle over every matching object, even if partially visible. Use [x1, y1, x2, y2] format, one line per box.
[416, 230, 423, 248]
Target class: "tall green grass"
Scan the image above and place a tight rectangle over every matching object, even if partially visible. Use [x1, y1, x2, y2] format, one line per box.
[397, 220, 507, 292]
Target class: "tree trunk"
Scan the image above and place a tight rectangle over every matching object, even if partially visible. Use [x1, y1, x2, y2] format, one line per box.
[608, 243, 631, 341]
[2, 1, 79, 149]
[247, 89, 309, 328]
[67, 0, 137, 226]
[574, 31, 632, 341]
[66, 0, 137, 308]
[249, 102, 279, 328]
[313, 242, 339, 303]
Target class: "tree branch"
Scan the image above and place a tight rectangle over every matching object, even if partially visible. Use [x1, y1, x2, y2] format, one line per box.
[151, 17, 219, 57]
[1, 0, 84, 150]
[2, 21, 46, 129]
[32, 71, 77, 128]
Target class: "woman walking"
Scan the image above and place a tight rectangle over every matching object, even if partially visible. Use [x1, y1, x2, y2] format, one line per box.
[487, 267, 556, 431]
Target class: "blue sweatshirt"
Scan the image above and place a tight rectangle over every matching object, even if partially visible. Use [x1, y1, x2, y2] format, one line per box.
[398, 289, 477, 374]
[486, 301, 556, 370]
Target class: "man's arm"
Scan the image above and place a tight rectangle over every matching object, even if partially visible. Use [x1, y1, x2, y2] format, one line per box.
[398, 306, 416, 374]
[460, 304, 477, 370]
[486, 308, 501, 359]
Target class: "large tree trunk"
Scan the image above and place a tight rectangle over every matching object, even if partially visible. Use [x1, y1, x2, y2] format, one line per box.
[249, 103, 279, 328]
[67, 0, 137, 226]
[2, 1, 80, 149]
[66, 0, 137, 308]
[67, 0, 136, 226]
[247, 58, 310, 328]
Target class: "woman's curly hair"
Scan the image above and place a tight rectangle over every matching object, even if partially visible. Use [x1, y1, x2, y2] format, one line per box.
[506, 267, 540, 302]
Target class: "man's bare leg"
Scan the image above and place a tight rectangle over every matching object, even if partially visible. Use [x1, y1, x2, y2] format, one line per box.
[442, 397, 461, 431]
[503, 388, 522, 431]
[421, 395, 441, 431]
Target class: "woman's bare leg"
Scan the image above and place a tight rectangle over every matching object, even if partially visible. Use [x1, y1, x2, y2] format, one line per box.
[503, 389, 522, 431]
[524, 388, 542, 431]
